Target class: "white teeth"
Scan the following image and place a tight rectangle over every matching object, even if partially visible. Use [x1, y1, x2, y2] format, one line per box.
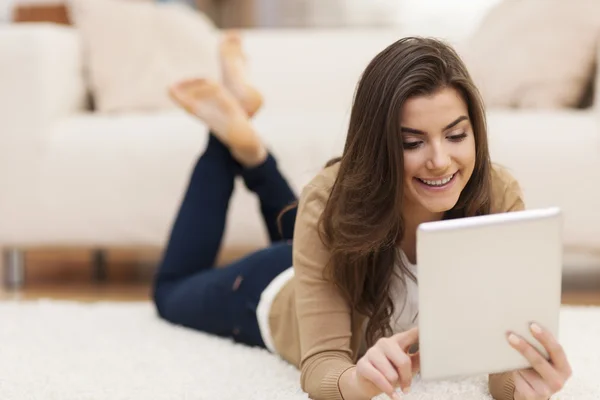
[420, 173, 454, 187]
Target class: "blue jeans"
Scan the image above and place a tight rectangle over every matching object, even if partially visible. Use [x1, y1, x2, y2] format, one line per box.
[152, 134, 297, 348]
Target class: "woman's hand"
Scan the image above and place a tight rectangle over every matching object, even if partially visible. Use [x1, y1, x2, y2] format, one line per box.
[507, 323, 572, 400]
[353, 327, 420, 400]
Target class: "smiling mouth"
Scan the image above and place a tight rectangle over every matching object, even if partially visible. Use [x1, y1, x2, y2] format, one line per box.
[417, 172, 457, 187]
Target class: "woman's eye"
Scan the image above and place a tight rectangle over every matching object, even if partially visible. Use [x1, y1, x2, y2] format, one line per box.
[448, 132, 468, 141]
[403, 141, 422, 150]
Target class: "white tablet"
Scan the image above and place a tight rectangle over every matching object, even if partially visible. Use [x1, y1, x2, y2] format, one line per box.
[416, 207, 563, 381]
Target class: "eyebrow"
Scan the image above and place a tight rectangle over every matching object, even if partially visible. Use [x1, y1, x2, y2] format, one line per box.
[401, 115, 468, 135]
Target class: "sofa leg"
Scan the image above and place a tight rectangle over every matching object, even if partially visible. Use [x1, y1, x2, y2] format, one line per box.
[92, 249, 108, 283]
[3, 249, 25, 290]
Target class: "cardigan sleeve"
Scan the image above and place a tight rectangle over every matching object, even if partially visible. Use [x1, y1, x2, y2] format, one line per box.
[292, 179, 356, 400]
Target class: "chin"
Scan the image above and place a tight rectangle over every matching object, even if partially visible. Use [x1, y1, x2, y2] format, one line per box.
[422, 200, 459, 214]
[412, 192, 462, 214]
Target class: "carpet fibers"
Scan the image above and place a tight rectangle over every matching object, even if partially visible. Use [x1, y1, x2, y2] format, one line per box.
[0, 301, 597, 399]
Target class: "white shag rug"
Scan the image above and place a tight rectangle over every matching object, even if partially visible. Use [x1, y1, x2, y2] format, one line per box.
[0, 301, 598, 400]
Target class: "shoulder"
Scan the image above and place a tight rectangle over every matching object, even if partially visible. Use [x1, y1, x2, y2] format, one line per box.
[299, 161, 340, 201]
[490, 163, 525, 213]
[306, 161, 341, 191]
[293, 161, 341, 242]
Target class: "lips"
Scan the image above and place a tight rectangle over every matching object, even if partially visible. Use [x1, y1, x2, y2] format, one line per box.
[417, 172, 457, 187]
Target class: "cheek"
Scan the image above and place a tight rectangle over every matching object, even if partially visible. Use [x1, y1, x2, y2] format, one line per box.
[402, 153, 421, 178]
[454, 139, 476, 166]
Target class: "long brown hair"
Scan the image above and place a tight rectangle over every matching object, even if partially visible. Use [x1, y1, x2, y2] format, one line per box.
[318, 37, 493, 347]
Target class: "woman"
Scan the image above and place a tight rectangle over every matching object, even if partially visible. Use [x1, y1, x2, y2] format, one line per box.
[152, 33, 572, 400]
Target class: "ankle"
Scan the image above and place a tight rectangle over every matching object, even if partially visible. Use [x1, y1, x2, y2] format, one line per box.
[224, 118, 266, 167]
[233, 143, 268, 169]
[242, 88, 264, 118]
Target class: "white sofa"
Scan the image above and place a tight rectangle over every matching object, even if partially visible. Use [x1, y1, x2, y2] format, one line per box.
[1, 23, 599, 287]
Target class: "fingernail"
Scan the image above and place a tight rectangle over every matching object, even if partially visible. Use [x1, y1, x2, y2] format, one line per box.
[404, 385, 411, 393]
[530, 323, 543, 334]
[508, 333, 521, 345]
[392, 393, 402, 400]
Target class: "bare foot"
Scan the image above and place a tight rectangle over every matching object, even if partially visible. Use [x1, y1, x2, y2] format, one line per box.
[220, 31, 264, 117]
[169, 79, 267, 167]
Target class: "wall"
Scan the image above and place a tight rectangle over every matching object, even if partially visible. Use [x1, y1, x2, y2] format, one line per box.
[253, 0, 401, 27]
[3, 0, 504, 30]
[223, 0, 503, 29]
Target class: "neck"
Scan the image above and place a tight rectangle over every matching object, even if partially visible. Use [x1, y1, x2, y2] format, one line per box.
[399, 202, 444, 263]
[403, 206, 444, 238]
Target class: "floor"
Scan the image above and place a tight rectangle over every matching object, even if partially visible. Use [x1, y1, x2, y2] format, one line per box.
[1, 248, 600, 305]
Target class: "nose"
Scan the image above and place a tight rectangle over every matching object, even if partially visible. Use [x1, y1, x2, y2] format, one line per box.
[425, 142, 451, 171]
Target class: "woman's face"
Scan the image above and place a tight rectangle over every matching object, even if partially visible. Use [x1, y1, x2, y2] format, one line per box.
[400, 87, 476, 215]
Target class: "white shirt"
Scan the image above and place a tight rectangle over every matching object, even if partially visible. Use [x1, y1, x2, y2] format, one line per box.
[256, 250, 419, 353]
[390, 250, 419, 333]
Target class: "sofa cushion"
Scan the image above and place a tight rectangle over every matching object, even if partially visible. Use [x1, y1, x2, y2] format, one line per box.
[462, 0, 600, 109]
[67, 0, 220, 113]
[36, 108, 347, 248]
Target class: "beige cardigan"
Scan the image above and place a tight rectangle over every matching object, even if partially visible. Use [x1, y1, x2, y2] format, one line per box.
[267, 162, 525, 400]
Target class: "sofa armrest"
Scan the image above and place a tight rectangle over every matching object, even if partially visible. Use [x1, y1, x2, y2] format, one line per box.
[0, 23, 87, 141]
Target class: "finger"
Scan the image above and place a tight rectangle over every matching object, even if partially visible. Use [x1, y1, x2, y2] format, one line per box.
[530, 323, 572, 378]
[379, 340, 412, 392]
[508, 332, 564, 391]
[407, 342, 420, 356]
[394, 327, 419, 348]
[519, 369, 553, 399]
[369, 347, 399, 386]
[410, 352, 421, 373]
[357, 360, 396, 399]
[513, 371, 536, 400]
